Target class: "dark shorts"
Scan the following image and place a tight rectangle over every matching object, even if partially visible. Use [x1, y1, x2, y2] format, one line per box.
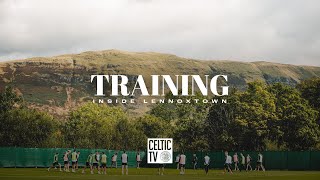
[224, 163, 231, 168]
[112, 161, 116, 164]
[158, 164, 164, 168]
[93, 163, 99, 167]
[122, 163, 127, 166]
[180, 164, 185, 168]
[257, 162, 262, 165]
[101, 163, 107, 167]
[64, 161, 68, 165]
[86, 162, 90, 167]
[72, 161, 76, 165]
[52, 161, 59, 166]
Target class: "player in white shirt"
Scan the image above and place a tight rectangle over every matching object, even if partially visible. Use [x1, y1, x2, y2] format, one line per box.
[223, 151, 233, 174]
[246, 154, 253, 171]
[136, 152, 141, 169]
[111, 152, 118, 168]
[256, 152, 265, 171]
[63, 150, 71, 172]
[92, 151, 101, 174]
[204, 153, 210, 175]
[121, 151, 128, 175]
[175, 154, 180, 169]
[76, 151, 80, 170]
[240, 153, 246, 172]
[233, 152, 239, 171]
[179, 152, 186, 175]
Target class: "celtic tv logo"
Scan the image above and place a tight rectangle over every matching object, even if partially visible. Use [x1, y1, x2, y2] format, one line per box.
[160, 151, 171, 162]
[147, 138, 173, 164]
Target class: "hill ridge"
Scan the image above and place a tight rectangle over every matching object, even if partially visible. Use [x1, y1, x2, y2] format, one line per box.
[0, 49, 319, 117]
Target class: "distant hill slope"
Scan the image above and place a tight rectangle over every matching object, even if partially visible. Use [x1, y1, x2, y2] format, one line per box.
[0, 49, 320, 117]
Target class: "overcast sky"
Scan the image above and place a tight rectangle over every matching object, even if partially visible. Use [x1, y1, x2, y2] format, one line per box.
[0, 0, 319, 66]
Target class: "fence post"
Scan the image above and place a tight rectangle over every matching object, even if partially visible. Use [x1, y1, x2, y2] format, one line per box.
[286, 151, 288, 170]
[14, 146, 16, 168]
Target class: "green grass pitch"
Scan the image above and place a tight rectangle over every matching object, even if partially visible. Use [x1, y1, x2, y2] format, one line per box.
[0, 168, 319, 180]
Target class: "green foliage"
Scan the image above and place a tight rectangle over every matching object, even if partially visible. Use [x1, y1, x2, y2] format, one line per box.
[63, 103, 127, 149]
[238, 81, 277, 151]
[206, 89, 242, 151]
[134, 115, 170, 138]
[297, 78, 320, 109]
[151, 91, 210, 151]
[270, 83, 319, 150]
[0, 86, 57, 147]
[206, 81, 320, 151]
[0, 108, 57, 147]
[0, 86, 21, 113]
[63, 103, 165, 150]
[1, 77, 320, 151]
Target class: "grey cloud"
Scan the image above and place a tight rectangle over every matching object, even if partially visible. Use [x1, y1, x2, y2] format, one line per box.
[0, 0, 319, 66]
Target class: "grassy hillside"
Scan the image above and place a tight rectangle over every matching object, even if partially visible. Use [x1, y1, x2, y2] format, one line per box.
[0, 49, 319, 117]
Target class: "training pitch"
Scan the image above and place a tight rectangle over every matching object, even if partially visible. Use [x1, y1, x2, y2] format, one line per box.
[0, 168, 319, 180]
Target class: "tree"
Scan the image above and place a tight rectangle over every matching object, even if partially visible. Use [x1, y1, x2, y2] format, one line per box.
[270, 83, 320, 150]
[207, 82, 278, 151]
[63, 103, 147, 150]
[297, 78, 320, 127]
[63, 103, 126, 148]
[151, 91, 210, 151]
[114, 118, 145, 150]
[297, 78, 320, 110]
[206, 89, 241, 151]
[0, 86, 21, 114]
[0, 86, 57, 147]
[237, 81, 277, 151]
[134, 115, 170, 138]
[0, 108, 57, 147]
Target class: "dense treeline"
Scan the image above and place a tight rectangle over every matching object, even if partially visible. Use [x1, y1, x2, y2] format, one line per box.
[0, 78, 319, 151]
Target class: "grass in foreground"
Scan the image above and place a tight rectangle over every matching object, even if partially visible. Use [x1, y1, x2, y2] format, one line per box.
[0, 168, 319, 180]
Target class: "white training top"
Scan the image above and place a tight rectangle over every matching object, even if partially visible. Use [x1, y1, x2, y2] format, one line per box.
[241, 155, 245, 164]
[112, 154, 117, 161]
[179, 154, 186, 165]
[64, 153, 68, 161]
[247, 155, 251, 162]
[258, 154, 263, 162]
[96, 154, 100, 161]
[204, 156, 210, 165]
[122, 153, 128, 163]
[233, 154, 238, 162]
[136, 154, 141, 161]
[226, 155, 232, 164]
[175, 155, 180, 162]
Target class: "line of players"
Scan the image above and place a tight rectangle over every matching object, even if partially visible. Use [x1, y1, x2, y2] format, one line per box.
[47, 150, 140, 175]
[179, 151, 265, 174]
[48, 150, 265, 175]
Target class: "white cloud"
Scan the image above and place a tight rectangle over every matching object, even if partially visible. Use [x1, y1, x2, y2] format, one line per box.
[0, 0, 319, 66]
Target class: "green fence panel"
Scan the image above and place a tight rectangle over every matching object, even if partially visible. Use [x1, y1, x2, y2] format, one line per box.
[310, 151, 320, 170]
[0, 147, 15, 167]
[265, 151, 287, 170]
[1, 147, 320, 170]
[287, 151, 310, 170]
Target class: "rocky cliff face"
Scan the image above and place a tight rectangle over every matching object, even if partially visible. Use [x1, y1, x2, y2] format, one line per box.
[1, 50, 320, 118]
